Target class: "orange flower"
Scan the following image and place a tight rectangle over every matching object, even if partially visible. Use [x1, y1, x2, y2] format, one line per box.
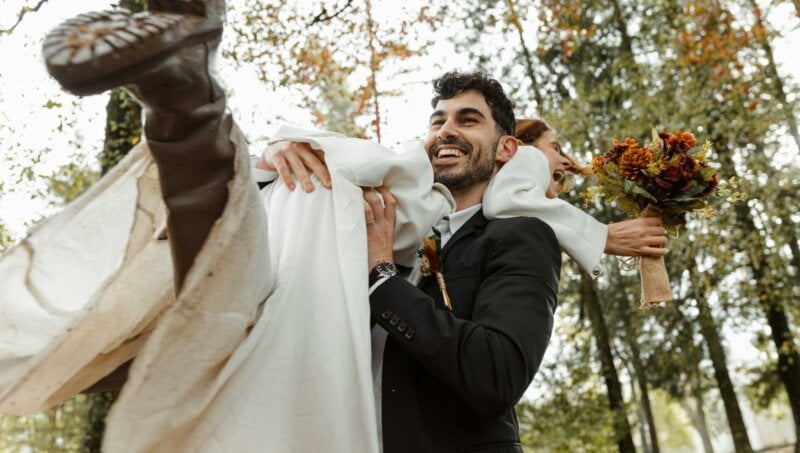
[591, 155, 606, 174]
[419, 236, 441, 273]
[605, 137, 639, 163]
[664, 131, 697, 153]
[618, 146, 652, 181]
[418, 235, 452, 310]
[614, 138, 639, 149]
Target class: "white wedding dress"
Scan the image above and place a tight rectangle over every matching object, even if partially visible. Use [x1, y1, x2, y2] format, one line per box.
[0, 126, 604, 452]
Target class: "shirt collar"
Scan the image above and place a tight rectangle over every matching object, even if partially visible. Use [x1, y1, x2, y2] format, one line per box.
[447, 204, 482, 236]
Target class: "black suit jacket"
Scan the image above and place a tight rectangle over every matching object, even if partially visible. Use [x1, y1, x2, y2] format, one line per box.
[370, 210, 561, 452]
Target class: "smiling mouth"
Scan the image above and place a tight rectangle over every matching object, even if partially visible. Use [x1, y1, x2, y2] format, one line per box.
[436, 147, 466, 158]
[430, 139, 472, 160]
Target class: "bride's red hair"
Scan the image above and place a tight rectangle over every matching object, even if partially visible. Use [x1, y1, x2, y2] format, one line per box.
[515, 118, 593, 176]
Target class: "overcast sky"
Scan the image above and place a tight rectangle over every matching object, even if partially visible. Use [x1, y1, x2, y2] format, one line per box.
[2, 1, 798, 236]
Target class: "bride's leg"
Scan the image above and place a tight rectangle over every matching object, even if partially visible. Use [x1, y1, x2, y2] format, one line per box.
[43, 0, 232, 291]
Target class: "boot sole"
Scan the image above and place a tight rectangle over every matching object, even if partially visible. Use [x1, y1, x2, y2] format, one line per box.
[43, 9, 221, 96]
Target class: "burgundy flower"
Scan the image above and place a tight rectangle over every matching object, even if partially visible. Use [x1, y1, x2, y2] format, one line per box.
[700, 174, 719, 196]
[604, 138, 638, 163]
[680, 155, 698, 178]
[655, 165, 691, 193]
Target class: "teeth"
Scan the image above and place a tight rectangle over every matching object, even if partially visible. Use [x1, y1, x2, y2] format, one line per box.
[438, 148, 465, 158]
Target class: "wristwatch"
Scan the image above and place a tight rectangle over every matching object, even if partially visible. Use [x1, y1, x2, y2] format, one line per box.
[369, 260, 398, 286]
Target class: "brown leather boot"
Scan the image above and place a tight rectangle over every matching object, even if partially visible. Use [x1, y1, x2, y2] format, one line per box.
[43, 0, 224, 97]
[43, 0, 233, 292]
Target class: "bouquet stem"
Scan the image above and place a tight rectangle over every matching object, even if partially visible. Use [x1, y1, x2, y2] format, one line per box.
[640, 206, 672, 307]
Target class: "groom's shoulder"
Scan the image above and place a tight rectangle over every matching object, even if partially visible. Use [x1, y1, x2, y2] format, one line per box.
[484, 215, 558, 245]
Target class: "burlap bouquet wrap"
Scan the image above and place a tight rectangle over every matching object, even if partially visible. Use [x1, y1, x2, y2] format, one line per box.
[639, 206, 671, 306]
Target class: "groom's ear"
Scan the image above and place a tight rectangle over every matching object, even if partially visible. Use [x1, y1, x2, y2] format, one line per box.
[494, 136, 519, 165]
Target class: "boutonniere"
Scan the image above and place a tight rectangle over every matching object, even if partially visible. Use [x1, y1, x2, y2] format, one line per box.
[417, 234, 453, 310]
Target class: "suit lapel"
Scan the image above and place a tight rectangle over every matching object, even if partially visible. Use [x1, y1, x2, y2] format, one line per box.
[440, 210, 488, 263]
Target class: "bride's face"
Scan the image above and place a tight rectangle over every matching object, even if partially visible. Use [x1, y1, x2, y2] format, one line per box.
[532, 130, 571, 198]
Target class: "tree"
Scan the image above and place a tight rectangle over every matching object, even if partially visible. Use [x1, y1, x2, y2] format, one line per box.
[457, 0, 798, 450]
[665, 2, 800, 445]
[0, 0, 50, 35]
[580, 269, 637, 452]
[227, 0, 442, 139]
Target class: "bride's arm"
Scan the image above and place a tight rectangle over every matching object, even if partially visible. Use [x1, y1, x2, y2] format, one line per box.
[484, 147, 667, 276]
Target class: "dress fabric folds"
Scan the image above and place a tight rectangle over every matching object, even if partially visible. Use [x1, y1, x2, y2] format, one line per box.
[0, 127, 603, 452]
[0, 125, 451, 452]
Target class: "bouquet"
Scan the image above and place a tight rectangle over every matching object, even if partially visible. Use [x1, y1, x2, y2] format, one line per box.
[588, 129, 720, 306]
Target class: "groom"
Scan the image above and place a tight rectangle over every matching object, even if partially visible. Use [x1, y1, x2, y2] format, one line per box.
[368, 72, 559, 452]
[269, 72, 560, 452]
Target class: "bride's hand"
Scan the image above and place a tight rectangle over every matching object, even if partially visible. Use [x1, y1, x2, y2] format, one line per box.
[605, 217, 669, 257]
[259, 142, 331, 192]
[363, 186, 396, 271]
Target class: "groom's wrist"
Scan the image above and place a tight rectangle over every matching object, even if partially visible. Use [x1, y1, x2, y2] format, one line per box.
[369, 259, 397, 286]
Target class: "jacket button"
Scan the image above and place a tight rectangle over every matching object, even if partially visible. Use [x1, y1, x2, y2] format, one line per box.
[389, 315, 400, 326]
[404, 328, 415, 340]
[397, 322, 407, 332]
[381, 310, 392, 320]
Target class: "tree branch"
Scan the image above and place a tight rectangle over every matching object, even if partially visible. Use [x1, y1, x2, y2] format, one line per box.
[1, 0, 49, 35]
[308, 0, 353, 26]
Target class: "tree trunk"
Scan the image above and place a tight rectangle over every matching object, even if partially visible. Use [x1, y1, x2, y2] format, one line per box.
[80, 391, 119, 452]
[680, 390, 715, 453]
[693, 275, 754, 453]
[579, 270, 636, 452]
[504, 0, 545, 111]
[748, 0, 800, 150]
[786, 224, 800, 274]
[608, 0, 635, 58]
[100, 89, 143, 173]
[713, 136, 800, 448]
[635, 396, 651, 453]
[621, 351, 651, 453]
[626, 326, 660, 453]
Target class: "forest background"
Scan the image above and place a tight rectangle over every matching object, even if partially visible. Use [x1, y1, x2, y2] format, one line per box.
[0, 0, 798, 452]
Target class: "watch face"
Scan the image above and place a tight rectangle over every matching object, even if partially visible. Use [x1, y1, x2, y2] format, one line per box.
[376, 261, 398, 277]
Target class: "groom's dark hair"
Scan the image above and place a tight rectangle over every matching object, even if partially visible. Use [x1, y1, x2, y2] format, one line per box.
[431, 71, 516, 136]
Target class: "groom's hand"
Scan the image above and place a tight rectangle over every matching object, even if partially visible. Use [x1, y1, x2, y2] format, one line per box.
[605, 217, 669, 257]
[363, 186, 396, 271]
[259, 142, 331, 192]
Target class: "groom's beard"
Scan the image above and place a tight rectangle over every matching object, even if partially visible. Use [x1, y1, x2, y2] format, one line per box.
[432, 138, 498, 193]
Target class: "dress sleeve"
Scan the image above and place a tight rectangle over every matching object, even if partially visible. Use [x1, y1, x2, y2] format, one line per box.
[483, 146, 607, 276]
